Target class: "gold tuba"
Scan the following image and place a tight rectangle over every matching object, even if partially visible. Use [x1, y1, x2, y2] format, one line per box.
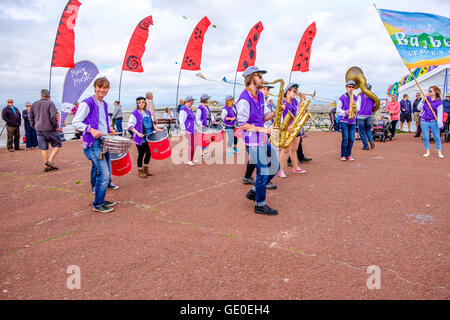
[345, 66, 380, 117]
[263, 79, 285, 148]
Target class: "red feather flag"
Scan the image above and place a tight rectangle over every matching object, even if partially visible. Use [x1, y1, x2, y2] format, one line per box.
[237, 21, 264, 72]
[291, 22, 317, 72]
[181, 16, 211, 71]
[51, 0, 81, 68]
[122, 16, 153, 72]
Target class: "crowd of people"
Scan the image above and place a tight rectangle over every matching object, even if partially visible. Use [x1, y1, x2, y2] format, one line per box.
[2, 66, 448, 214]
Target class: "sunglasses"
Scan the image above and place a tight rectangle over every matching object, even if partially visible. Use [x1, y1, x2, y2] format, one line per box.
[347, 86, 355, 89]
[428, 90, 432, 93]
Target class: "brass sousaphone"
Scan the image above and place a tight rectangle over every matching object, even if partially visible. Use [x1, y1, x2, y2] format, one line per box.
[345, 66, 380, 119]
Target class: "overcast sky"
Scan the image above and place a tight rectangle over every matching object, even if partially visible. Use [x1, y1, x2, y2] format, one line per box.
[0, 0, 449, 109]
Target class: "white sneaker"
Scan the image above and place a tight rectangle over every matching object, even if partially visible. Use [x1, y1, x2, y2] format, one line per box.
[193, 160, 199, 163]
[438, 152, 444, 159]
[423, 151, 430, 158]
[186, 161, 195, 166]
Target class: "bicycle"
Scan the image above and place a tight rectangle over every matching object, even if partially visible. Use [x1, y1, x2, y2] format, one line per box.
[304, 116, 333, 132]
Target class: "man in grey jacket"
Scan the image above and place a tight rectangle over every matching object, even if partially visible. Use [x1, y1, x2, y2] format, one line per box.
[30, 89, 62, 172]
[111, 101, 123, 136]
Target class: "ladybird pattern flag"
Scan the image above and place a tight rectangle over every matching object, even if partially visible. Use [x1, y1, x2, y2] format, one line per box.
[51, 0, 82, 68]
[181, 16, 211, 71]
[237, 21, 264, 72]
[122, 16, 153, 72]
[291, 22, 317, 72]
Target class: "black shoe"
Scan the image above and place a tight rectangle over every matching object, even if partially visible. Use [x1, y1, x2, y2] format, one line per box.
[370, 142, 375, 149]
[103, 201, 116, 207]
[45, 161, 58, 170]
[242, 177, 255, 185]
[414, 134, 420, 137]
[15, 148, 24, 151]
[108, 182, 120, 190]
[255, 205, 278, 215]
[93, 205, 114, 213]
[44, 167, 53, 172]
[362, 147, 370, 150]
[8, 149, 14, 152]
[266, 182, 277, 190]
[300, 157, 312, 163]
[245, 189, 256, 201]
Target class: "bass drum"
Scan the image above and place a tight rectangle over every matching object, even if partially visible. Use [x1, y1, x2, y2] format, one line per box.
[110, 153, 132, 176]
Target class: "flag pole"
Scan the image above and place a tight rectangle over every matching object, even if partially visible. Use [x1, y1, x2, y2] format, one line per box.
[118, 70, 124, 102]
[407, 65, 438, 120]
[232, 70, 238, 98]
[288, 70, 293, 84]
[175, 67, 182, 109]
[49, 66, 53, 94]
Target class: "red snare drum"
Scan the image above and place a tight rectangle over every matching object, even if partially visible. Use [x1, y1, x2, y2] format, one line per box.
[234, 123, 242, 139]
[110, 153, 132, 176]
[147, 130, 171, 160]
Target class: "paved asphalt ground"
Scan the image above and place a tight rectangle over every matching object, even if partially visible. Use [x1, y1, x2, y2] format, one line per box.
[0, 132, 448, 299]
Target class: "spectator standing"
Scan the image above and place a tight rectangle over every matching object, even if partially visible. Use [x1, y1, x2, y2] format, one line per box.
[413, 92, 422, 137]
[399, 94, 412, 132]
[71, 102, 82, 140]
[145, 92, 158, 124]
[29, 89, 62, 172]
[386, 95, 400, 139]
[22, 102, 38, 149]
[2, 98, 22, 152]
[111, 101, 123, 136]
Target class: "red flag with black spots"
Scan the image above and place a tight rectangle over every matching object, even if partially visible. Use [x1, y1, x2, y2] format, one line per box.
[51, 0, 81, 68]
[291, 22, 317, 72]
[181, 16, 211, 71]
[122, 16, 153, 73]
[237, 21, 263, 72]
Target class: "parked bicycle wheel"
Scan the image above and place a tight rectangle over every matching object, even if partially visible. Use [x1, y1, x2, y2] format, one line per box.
[303, 118, 312, 132]
[318, 118, 332, 132]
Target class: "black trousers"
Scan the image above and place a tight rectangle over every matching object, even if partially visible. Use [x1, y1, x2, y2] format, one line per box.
[390, 120, 398, 138]
[415, 115, 422, 134]
[6, 126, 20, 150]
[136, 142, 151, 168]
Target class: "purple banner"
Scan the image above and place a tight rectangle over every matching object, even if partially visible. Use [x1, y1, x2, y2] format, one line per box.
[60, 60, 99, 126]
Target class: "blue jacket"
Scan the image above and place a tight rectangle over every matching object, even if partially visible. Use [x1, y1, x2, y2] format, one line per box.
[400, 99, 412, 114]
[443, 99, 450, 114]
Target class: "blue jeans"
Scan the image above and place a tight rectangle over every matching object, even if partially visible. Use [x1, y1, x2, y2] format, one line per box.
[340, 122, 356, 157]
[357, 117, 373, 149]
[83, 139, 111, 208]
[115, 119, 123, 136]
[246, 144, 280, 205]
[225, 126, 237, 148]
[421, 120, 442, 151]
[25, 129, 38, 148]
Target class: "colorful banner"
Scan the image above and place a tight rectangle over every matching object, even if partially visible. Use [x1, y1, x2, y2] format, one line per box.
[51, 0, 81, 68]
[60, 60, 99, 126]
[122, 16, 153, 72]
[181, 16, 211, 71]
[377, 8, 450, 69]
[236, 21, 264, 72]
[291, 22, 317, 72]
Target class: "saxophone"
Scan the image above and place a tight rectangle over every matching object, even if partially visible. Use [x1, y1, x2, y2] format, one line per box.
[345, 66, 380, 118]
[281, 99, 312, 148]
[263, 79, 285, 148]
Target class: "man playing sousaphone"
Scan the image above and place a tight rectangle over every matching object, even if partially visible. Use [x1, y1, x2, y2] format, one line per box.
[72, 77, 117, 213]
[336, 80, 360, 161]
[236, 66, 280, 215]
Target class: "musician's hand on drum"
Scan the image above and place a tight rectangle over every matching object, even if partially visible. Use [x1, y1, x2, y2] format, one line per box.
[154, 126, 163, 132]
[90, 128, 103, 139]
[137, 132, 144, 138]
[109, 127, 116, 135]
